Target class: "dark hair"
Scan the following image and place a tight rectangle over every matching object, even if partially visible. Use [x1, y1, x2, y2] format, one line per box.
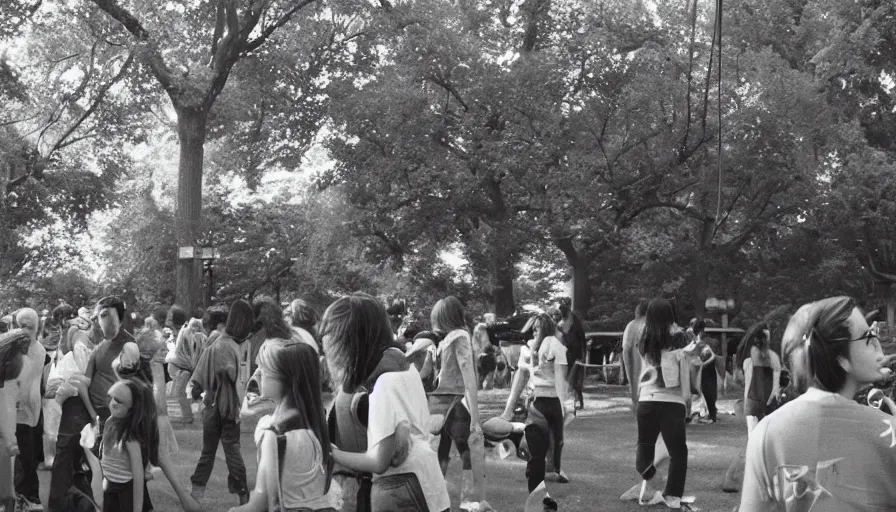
[106, 378, 160, 466]
[202, 306, 229, 333]
[226, 300, 255, 343]
[168, 305, 188, 330]
[253, 297, 292, 340]
[691, 318, 706, 336]
[635, 300, 648, 318]
[0, 330, 30, 385]
[532, 313, 557, 354]
[97, 297, 126, 324]
[52, 304, 74, 326]
[431, 296, 467, 334]
[320, 293, 397, 393]
[639, 299, 678, 366]
[151, 306, 167, 328]
[805, 296, 857, 393]
[263, 343, 332, 491]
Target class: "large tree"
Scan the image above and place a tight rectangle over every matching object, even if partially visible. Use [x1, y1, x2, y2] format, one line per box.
[68, 0, 361, 309]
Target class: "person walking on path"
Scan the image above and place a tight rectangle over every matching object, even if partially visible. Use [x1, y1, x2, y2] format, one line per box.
[557, 300, 586, 411]
[634, 299, 690, 510]
[189, 299, 254, 506]
[167, 307, 204, 424]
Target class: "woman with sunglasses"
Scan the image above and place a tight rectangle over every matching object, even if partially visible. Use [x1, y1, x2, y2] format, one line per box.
[741, 296, 896, 511]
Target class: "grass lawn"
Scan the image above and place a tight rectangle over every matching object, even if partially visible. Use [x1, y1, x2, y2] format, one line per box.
[37, 384, 746, 511]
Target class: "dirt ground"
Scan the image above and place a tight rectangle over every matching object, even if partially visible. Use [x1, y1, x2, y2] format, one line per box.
[36, 384, 746, 511]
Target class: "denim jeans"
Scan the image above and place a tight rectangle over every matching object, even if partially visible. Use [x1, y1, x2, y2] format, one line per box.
[636, 401, 688, 498]
[48, 399, 93, 510]
[190, 405, 247, 494]
[370, 473, 434, 512]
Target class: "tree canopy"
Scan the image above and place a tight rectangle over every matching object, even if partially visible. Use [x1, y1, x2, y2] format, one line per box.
[2, 0, 895, 331]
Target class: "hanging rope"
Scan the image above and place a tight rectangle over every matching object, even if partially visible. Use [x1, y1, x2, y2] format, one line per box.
[700, 0, 724, 227]
[715, 0, 723, 227]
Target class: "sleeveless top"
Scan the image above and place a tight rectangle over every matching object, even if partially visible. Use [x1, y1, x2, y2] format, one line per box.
[530, 336, 567, 397]
[638, 349, 686, 405]
[255, 417, 342, 510]
[746, 349, 776, 403]
[100, 423, 133, 484]
[432, 330, 472, 396]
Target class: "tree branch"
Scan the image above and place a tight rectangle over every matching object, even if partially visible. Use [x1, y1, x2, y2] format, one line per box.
[47, 51, 135, 159]
[241, 0, 318, 56]
[426, 75, 469, 112]
[89, 0, 174, 93]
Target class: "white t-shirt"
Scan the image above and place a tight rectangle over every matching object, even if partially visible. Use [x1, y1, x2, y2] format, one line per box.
[742, 388, 896, 511]
[368, 367, 450, 512]
[530, 336, 567, 397]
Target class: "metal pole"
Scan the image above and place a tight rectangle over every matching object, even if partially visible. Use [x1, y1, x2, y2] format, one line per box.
[207, 262, 213, 306]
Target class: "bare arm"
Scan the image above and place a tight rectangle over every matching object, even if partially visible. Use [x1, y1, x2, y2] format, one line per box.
[158, 444, 204, 512]
[126, 441, 144, 512]
[74, 382, 99, 424]
[768, 352, 782, 405]
[554, 363, 569, 413]
[332, 432, 399, 474]
[679, 355, 691, 404]
[455, 336, 482, 427]
[743, 359, 753, 406]
[230, 431, 276, 512]
[622, 322, 641, 408]
[500, 348, 531, 420]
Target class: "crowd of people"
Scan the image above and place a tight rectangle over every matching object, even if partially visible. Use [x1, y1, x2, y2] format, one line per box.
[0, 291, 891, 512]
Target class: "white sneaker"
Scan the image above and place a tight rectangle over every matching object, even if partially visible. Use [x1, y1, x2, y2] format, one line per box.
[664, 495, 682, 509]
[18, 496, 43, 511]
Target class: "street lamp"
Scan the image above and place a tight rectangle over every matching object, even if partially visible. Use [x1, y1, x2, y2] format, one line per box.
[705, 296, 736, 362]
[200, 246, 220, 307]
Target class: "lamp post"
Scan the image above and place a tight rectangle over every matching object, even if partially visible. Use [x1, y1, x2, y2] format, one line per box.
[200, 246, 220, 307]
[705, 297, 735, 363]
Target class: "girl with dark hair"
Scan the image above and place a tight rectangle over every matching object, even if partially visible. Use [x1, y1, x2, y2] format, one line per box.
[100, 378, 159, 512]
[511, 312, 571, 498]
[635, 299, 690, 509]
[324, 293, 449, 512]
[230, 343, 340, 512]
[741, 296, 896, 511]
[739, 325, 781, 435]
[425, 296, 487, 511]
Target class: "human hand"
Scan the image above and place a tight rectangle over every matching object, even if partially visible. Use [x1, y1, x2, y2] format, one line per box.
[766, 391, 780, 406]
[6, 440, 19, 457]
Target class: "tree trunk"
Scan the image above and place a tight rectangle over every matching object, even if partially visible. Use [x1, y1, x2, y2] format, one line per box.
[554, 237, 592, 316]
[174, 106, 208, 312]
[493, 250, 515, 317]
